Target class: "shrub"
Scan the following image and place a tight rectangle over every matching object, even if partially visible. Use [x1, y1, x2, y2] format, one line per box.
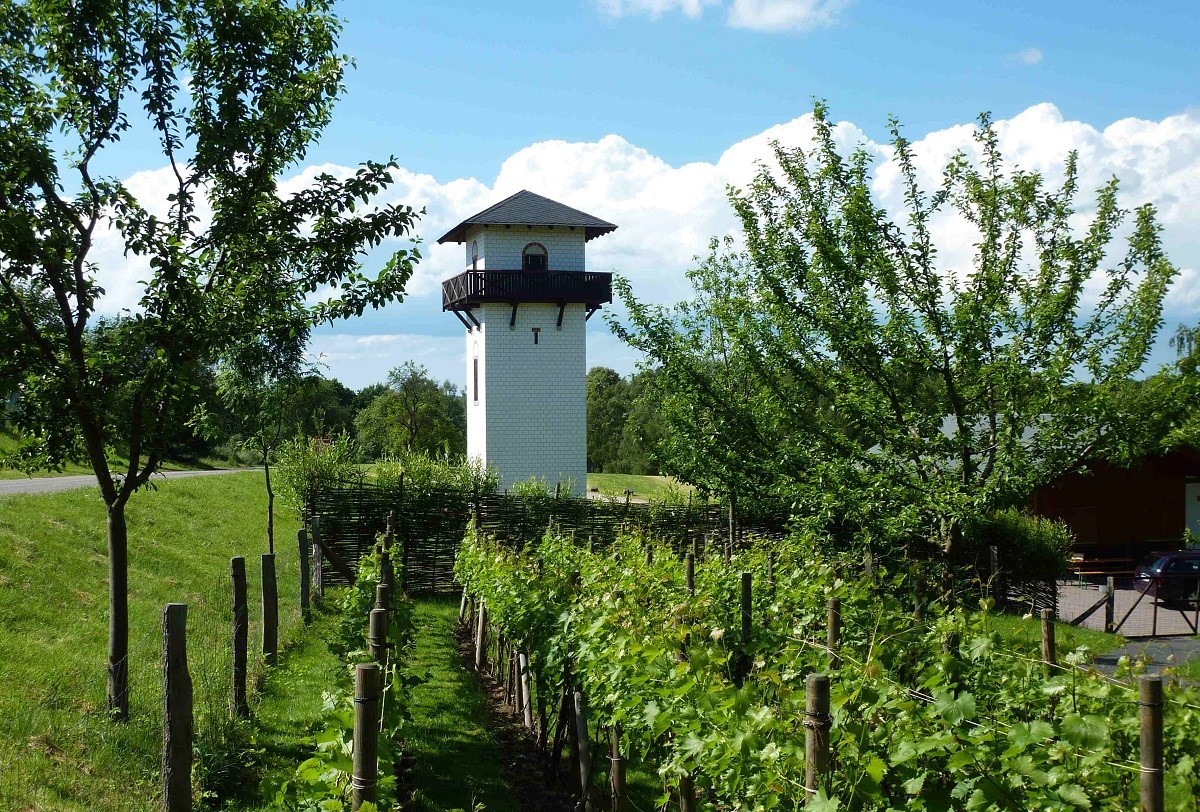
[373, 450, 498, 496]
[275, 433, 364, 517]
[961, 508, 1074, 581]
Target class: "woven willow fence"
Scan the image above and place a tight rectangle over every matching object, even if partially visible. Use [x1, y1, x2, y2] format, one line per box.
[303, 482, 791, 594]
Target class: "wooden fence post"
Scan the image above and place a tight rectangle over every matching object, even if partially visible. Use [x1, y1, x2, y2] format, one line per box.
[262, 554, 278, 667]
[519, 651, 534, 729]
[1041, 608, 1056, 674]
[1140, 675, 1164, 812]
[162, 603, 192, 812]
[685, 552, 695, 597]
[369, 608, 389, 664]
[827, 598, 842, 670]
[573, 689, 595, 812]
[351, 663, 382, 811]
[298, 529, 311, 623]
[230, 557, 249, 718]
[739, 572, 752, 684]
[804, 673, 830, 799]
[609, 725, 627, 812]
[475, 601, 488, 671]
[311, 516, 324, 602]
[1103, 577, 1116, 634]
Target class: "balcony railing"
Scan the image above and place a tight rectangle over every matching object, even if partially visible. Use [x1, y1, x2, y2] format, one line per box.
[442, 270, 613, 311]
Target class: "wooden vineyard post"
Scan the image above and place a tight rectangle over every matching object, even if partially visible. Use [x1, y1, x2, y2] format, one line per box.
[519, 651, 534, 729]
[804, 673, 830, 800]
[685, 552, 695, 596]
[1041, 608, 1056, 674]
[262, 554, 278, 667]
[230, 557, 249, 718]
[863, 548, 874, 581]
[692, 536, 700, 563]
[375, 583, 389, 611]
[1140, 675, 1164, 812]
[609, 725, 627, 812]
[311, 516, 324, 602]
[679, 774, 698, 812]
[573, 689, 596, 812]
[739, 572, 752, 684]
[766, 551, 775, 592]
[459, 586, 470, 624]
[827, 598, 842, 670]
[162, 603, 192, 812]
[369, 608, 389, 664]
[913, 576, 924, 621]
[989, 545, 1001, 607]
[475, 601, 488, 671]
[645, 545, 653, 566]
[1104, 577, 1116, 634]
[298, 528, 311, 623]
[351, 663, 382, 811]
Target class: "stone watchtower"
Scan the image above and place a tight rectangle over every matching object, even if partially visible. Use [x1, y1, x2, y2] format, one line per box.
[439, 190, 616, 495]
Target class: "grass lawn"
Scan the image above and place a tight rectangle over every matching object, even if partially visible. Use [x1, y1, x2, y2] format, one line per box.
[0, 471, 302, 811]
[586, 472, 695, 501]
[404, 599, 519, 812]
[983, 611, 1122, 659]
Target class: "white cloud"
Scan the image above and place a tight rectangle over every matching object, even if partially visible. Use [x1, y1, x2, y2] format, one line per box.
[595, 0, 719, 21]
[594, 0, 847, 31]
[726, 0, 848, 32]
[1015, 47, 1044, 65]
[89, 103, 1200, 385]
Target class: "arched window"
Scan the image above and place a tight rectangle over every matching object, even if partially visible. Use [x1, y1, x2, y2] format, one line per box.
[471, 240, 478, 271]
[522, 242, 548, 272]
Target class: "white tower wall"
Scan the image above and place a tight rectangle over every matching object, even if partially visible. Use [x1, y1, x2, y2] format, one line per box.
[461, 224, 589, 495]
[464, 228, 585, 271]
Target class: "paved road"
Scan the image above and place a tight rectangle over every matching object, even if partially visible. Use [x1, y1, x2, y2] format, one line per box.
[0, 468, 249, 497]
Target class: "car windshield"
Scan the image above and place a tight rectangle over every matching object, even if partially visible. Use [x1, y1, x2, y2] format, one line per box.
[1139, 555, 1168, 571]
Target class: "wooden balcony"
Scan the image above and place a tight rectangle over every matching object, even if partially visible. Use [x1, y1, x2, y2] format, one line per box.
[442, 270, 613, 312]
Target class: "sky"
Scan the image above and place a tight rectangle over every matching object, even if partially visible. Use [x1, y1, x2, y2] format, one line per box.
[87, 0, 1200, 391]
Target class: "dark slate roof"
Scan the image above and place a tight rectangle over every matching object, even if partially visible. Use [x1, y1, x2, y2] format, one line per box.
[437, 190, 617, 244]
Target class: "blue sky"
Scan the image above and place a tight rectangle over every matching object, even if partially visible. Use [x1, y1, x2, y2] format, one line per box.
[92, 0, 1200, 389]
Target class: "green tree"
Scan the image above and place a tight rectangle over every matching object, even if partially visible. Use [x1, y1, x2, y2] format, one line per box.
[0, 0, 420, 719]
[354, 362, 465, 458]
[292, 375, 357, 438]
[615, 104, 1180, 561]
[586, 366, 629, 472]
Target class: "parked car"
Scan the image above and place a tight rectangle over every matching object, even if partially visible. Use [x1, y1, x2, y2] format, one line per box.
[1134, 550, 1200, 605]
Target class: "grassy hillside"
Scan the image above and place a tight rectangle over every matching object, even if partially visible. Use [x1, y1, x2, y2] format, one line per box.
[0, 472, 301, 811]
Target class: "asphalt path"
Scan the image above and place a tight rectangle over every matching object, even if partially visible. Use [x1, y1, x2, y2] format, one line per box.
[0, 468, 249, 497]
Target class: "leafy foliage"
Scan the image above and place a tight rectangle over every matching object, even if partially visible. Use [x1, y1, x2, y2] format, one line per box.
[373, 449, 498, 496]
[355, 362, 466, 459]
[276, 434, 365, 518]
[613, 103, 1182, 557]
[457, 528, 1200, 810]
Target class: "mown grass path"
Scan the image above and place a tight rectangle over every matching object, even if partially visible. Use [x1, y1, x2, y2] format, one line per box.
[405, 598, 519, 812]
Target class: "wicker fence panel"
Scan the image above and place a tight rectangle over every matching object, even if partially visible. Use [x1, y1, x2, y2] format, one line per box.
[304, 483, 790, 594]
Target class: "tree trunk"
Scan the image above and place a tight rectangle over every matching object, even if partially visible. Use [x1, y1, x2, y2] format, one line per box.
[264, 457, 275, 556]
[107, 504, 130, 721]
